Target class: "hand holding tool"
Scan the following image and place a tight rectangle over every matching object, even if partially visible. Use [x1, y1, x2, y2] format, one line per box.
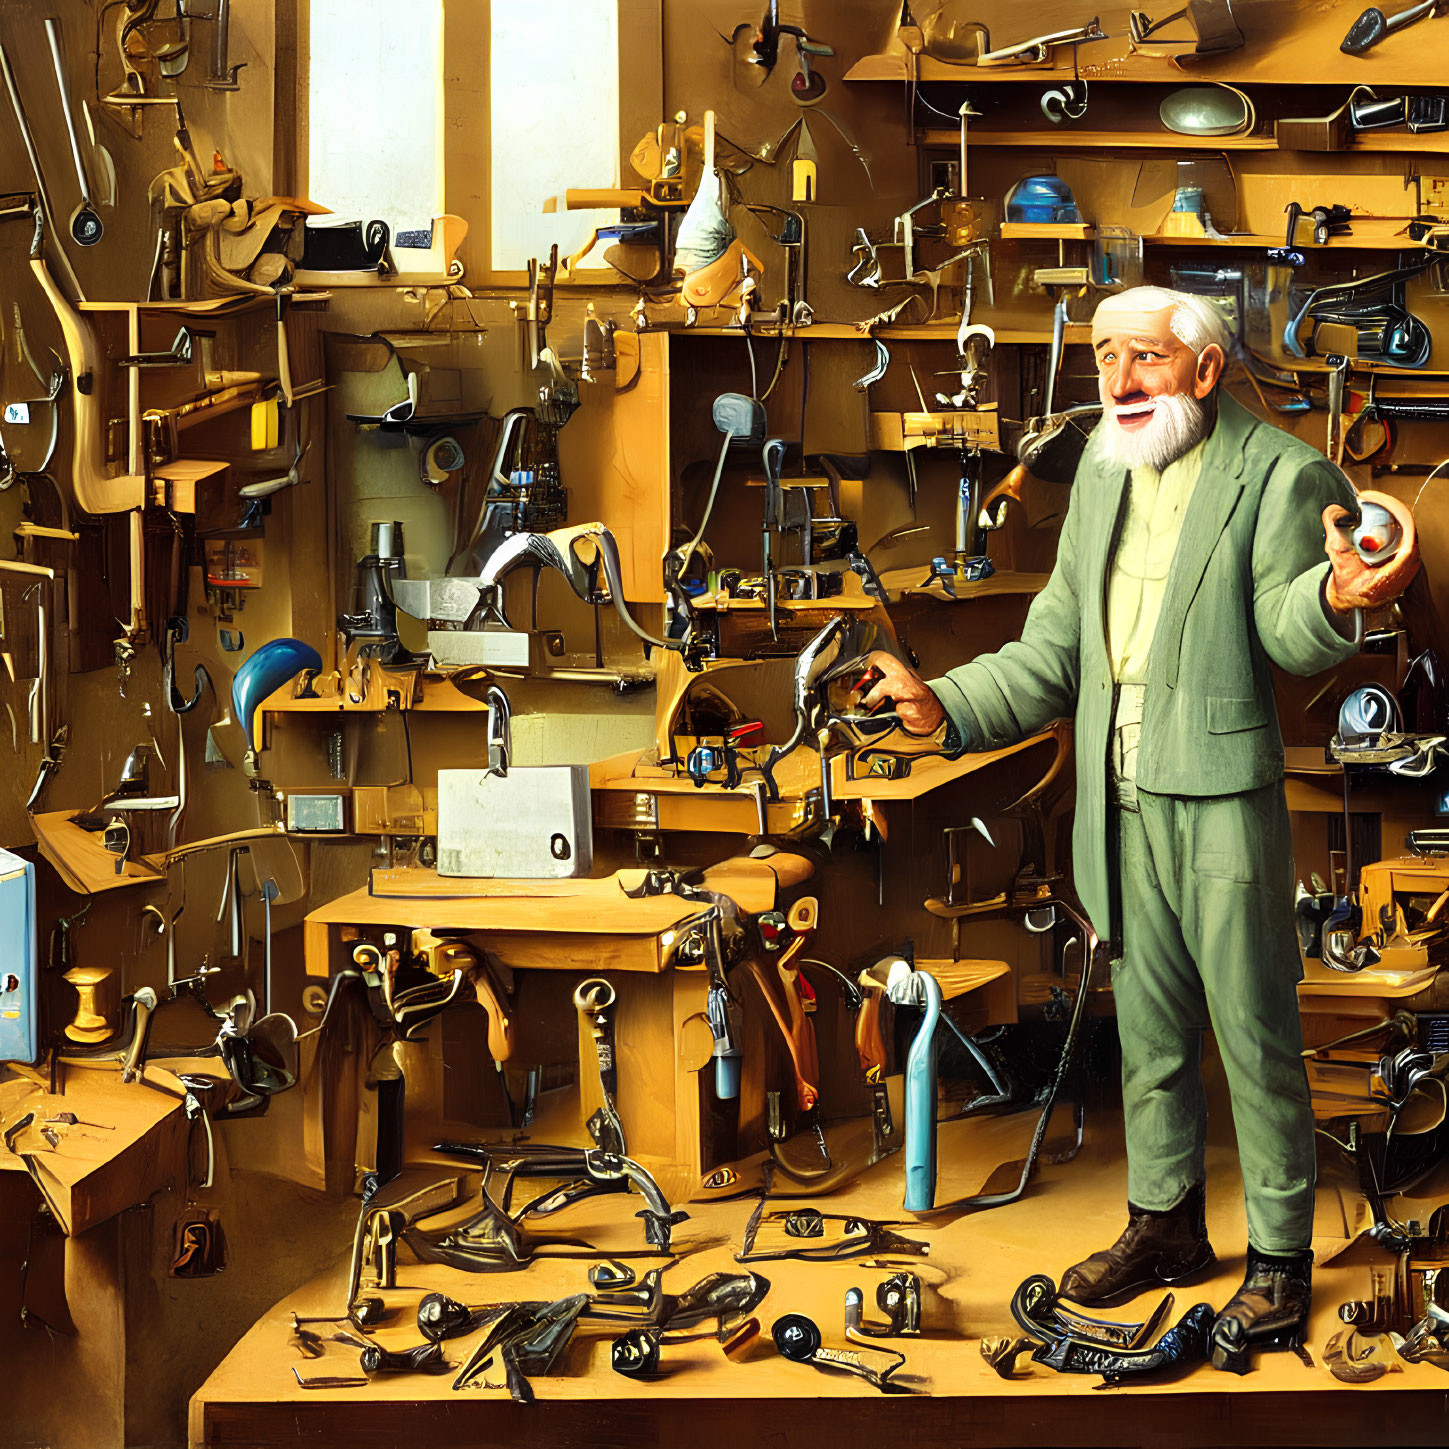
[856, 651, 945, 737]
[1323, 490, 1419, 610]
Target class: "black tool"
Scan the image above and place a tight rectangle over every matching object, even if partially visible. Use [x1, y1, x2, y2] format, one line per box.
[1341, 0, 1443, 53]
[845, 1274, 922, 1340]
[982, 1274, 1216, 1383]
[451, 1295, 589, 1401]
[408, 1141, 687, 1270]
[1351, 93, 1449, 133]
[772, 1313, 913, 1393]
[738, 1206, 929, 1262]
[359, 1340, 449, 1375]
[610, 1328, 661, 1378]
[417, 1292, 504, 1344]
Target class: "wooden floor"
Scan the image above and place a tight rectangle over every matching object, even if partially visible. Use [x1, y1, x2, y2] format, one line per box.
[190, 1103, 1449, 1448]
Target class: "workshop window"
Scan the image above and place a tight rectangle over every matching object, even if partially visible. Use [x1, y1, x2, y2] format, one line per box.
[306, 0, 445, 239]
[489, 0, 621, 272]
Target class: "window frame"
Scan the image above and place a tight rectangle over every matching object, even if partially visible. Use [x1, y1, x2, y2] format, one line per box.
[291, 0, 661, 289]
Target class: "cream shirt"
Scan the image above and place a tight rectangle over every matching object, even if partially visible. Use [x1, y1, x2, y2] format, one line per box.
[1106, 437, 1209, 801]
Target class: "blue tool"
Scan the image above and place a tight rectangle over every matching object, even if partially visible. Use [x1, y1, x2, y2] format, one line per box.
[230, 638, 323, 764]
[0, 847, 38, 1064]
[884, 958, 1008, 1212]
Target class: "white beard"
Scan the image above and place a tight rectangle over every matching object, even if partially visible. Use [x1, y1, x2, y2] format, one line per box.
[1097, 390, 1210, 472]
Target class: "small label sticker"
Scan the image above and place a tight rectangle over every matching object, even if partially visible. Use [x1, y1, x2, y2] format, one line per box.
[3, 402, 30, 425]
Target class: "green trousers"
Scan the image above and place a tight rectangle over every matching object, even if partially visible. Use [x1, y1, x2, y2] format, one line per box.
[1113, 783, 1315, 1254]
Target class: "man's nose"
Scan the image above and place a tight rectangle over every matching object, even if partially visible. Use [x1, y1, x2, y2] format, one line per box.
[1110, 354, 1137, 399]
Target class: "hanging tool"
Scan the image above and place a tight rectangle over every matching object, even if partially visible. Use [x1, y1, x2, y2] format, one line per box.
[44, 20, 102, 247]
[1341, 0, 1446, 54]
[740, 2, 835, 100]
[761, 436, 786, 640]
[1044, 295, 1068, 415]
[0, 46, 84, 302]
[1326, 354, 1350, 463]
[573, 976, 627, 1155]
[743, 204, 809, 323]
[701, 908, 743, 1100]
[205, 0, 245, 88]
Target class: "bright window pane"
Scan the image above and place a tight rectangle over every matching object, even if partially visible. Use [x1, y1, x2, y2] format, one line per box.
[490, 2, 620, 271]
[308, 0, 443, 236]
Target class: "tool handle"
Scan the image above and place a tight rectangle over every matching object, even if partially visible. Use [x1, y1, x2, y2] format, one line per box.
[854, 980, 887, 1079]
[44, 20, 91, 205]
[562, 188, 648, 210]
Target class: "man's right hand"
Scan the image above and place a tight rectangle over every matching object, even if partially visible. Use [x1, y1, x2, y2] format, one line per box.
[858, 651, 947, 737]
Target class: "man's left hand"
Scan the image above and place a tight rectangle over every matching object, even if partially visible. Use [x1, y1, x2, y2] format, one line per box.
[1323, 491, 1420, 612]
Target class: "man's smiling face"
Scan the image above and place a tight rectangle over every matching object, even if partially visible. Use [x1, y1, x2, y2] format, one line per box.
[1092, 295, 1225, 471]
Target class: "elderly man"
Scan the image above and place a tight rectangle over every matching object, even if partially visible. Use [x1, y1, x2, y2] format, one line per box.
[866, 285, 1418, 1372]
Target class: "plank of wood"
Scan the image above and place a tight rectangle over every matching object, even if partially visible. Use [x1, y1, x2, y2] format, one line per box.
[915, 958, 1012, 1001]
[30, 811, 163, 895]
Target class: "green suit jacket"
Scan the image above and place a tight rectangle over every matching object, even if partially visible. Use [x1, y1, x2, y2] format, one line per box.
[928, 393, 1359, 941]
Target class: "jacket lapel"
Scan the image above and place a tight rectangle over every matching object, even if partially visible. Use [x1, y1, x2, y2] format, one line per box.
[1153, 393, 1257, 690]
[1086, 462, 1130, 656]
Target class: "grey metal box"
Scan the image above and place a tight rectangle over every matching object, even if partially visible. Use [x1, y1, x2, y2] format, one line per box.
[436, 766, 593, 879]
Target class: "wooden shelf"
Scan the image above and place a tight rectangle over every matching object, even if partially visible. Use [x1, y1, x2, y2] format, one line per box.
[999, 222, 1094, 241]
[1298, 964, 1437, 998]
[846, 27, 1449, 88]
[1146, 223, 1423, 249]
[922, 127, 1449, 155]
[923, 127, 1276, 151]
[677, 323, 1090, 346]
[76, 292, 331, 314]
[878, 566, 1051, 601]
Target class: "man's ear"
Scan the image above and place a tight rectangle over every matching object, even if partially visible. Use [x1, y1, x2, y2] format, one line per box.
[1193, 343, 1226, 398]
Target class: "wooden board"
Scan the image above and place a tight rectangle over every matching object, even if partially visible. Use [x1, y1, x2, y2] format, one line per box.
[845, 0, 1449, 88]
[1298, 965, 1437, 999]
[189, 1105, 1449, 1447]
[916, 958, 1013, 1001]
[0, 1062, 189, 1235]
[29, 811, 165, 895]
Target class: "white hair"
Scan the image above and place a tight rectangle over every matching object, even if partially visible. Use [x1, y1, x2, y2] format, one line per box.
[1095, 285, 1231, 358]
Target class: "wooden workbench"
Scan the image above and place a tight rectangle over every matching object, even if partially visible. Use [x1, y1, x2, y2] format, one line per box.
[190, 1103, 1449, 1449]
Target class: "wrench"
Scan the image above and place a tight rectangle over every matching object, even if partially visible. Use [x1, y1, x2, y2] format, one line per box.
[573, 977, 627, 1155]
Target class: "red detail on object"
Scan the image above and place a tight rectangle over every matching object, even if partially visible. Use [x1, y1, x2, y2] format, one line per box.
[1361, 536, 1383, 553]
[728, 720, 766, 747]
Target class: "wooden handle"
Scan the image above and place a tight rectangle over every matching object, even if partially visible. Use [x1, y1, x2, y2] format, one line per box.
[702, 108, 716, 176]
[855, 985, 887, 1081]
[562, 188, 648, 210]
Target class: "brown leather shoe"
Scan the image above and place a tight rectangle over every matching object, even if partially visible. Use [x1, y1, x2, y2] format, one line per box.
[1209, 1247, 1312, 1375]
[1059, 1183, 1215, 1306]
